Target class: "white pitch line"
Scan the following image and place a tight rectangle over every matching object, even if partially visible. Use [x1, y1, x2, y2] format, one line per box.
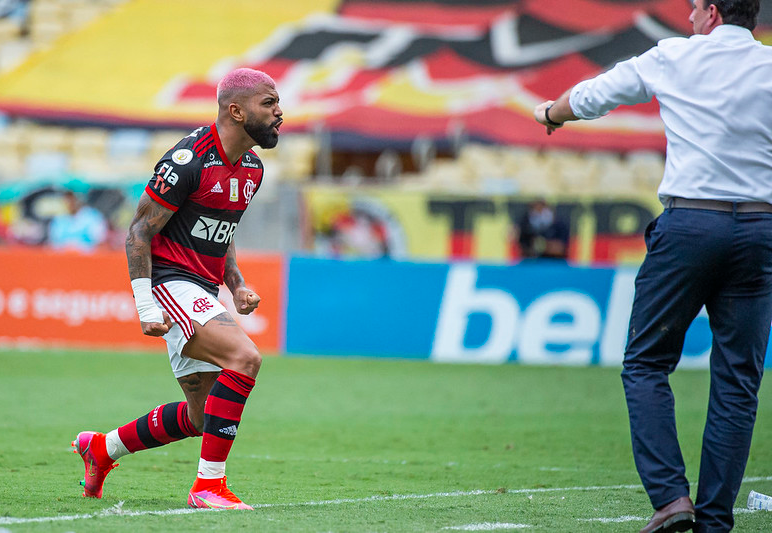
[0, 486, 627, 526]
[3, 476, 771, 526]
[579, 515, 646, 523]
[443, 523, 531, 530]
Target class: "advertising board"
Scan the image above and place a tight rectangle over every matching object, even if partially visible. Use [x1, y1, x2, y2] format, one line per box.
[287, 257, 744, 368]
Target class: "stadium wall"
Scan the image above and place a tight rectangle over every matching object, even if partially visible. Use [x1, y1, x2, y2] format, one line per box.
[2, 249, 769, 369]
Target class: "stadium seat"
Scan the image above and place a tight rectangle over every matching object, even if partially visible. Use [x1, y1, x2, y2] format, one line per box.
[108, 128, 151, 158]
[28, 0, 68, 46]
[25, 151, 71, 179]
[102, 128, 150, 177]
[275, 134, 317, 181]
[66, 3, 104, 29]
[590, 151, 638, 196]
[71, 127, 109, 157]
[0, 148, 25, 182]
[420, 158, 475, 191]
[0, 17, 22, 43]
[626, 150, 665, 191]
[147, 130, 189, 164]
[28, 125, 72, 154]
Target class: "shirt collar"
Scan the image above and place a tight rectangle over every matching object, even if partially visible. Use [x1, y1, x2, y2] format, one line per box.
[704, 24, 755, 42]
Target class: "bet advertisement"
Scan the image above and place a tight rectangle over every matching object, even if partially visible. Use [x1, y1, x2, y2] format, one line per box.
[286, 257, 763, 368]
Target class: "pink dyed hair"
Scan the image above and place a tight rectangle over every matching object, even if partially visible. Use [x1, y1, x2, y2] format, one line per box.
[216, 68, 276, 104]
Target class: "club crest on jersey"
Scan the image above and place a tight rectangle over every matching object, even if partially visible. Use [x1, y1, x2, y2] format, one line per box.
[172, 149, 193, 165]
[230, 178, 239, 202]
[243, 179, 256, 204]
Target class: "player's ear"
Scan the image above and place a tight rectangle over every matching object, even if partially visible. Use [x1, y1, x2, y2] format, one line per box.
[228, 102, 245, 123]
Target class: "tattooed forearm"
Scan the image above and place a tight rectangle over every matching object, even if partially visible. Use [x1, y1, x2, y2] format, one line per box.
[223, 241, 246, 293]
[125, 192, 174, 280]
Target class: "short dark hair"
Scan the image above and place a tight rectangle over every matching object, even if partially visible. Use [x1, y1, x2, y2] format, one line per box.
[707, 0, 760, 30]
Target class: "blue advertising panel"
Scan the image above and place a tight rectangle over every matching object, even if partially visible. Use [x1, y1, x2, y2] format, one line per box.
[286, 257, 448, 358]
[285, 257, 771, 367]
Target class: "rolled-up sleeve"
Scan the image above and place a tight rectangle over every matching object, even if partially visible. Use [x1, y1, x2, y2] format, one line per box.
[569, 47, 660, 120]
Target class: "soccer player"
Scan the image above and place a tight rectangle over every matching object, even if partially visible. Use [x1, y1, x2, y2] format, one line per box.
[72, 68, 283, 510]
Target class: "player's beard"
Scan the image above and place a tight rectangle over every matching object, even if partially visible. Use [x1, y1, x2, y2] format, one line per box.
[244, 115, 280, 149]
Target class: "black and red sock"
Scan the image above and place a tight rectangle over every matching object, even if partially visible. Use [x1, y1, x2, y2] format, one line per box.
[200, 369, 255, 463]
[117, 401, 201, 453]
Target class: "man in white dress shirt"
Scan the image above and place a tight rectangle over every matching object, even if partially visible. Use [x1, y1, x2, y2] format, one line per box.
[534, 1, 771, 532]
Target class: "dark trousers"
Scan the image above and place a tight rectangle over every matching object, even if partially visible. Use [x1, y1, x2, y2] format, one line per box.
[621, 207, 772, 532]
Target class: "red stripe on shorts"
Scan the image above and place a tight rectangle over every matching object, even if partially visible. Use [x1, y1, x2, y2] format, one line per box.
[153, 284, 194, 339]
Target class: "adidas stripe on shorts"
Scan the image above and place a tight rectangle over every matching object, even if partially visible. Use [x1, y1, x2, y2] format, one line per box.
[152, 280, 226, 378]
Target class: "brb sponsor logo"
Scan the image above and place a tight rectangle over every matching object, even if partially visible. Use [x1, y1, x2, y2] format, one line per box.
[191, 216, 237, 244]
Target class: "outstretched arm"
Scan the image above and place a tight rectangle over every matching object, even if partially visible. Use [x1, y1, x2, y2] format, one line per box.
[224, 241, 260, 315]
[533, 89, 578, 136]
[126, 192, 175, 336]
[533, 50, 657, 136]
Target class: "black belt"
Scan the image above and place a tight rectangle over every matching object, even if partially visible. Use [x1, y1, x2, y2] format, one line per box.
[669, 197, 772, 213]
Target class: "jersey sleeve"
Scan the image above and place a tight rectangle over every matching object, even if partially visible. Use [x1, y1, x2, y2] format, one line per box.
[145, 149, 200, 212]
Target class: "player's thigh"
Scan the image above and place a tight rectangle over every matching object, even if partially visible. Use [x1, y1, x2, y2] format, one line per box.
[182, 312, 261, 377]
[176, 371, 221, 431]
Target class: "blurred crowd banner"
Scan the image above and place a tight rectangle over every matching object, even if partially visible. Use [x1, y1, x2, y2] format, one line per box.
[1, 181, 662, 265]
[0, 0, 723, 152]
[0, 248, 284, 353]
[303, 185, 662, 265]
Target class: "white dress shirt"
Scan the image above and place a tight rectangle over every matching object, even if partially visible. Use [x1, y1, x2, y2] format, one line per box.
[569, 25, 772, 205]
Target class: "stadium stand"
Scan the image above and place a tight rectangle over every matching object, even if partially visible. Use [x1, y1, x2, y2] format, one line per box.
[1, 0, 127, 73]
[0, 0, 686, 210]
[0, 116, 670, 196]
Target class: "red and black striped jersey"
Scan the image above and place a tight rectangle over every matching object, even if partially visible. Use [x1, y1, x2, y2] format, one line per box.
[144, 123, 264, 294]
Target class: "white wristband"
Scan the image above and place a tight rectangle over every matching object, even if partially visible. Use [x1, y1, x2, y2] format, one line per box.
[131, 278, 164, 323]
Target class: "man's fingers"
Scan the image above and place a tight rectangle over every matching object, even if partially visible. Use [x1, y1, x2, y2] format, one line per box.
[141, 319, 171, 337]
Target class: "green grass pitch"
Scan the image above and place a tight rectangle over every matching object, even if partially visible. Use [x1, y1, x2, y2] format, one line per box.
[0, 348, 770, 532]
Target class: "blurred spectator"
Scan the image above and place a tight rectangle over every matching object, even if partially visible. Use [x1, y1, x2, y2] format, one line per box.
[517, 199, 570, 260]
[48, 190, 108, 252]
[328, 208, 390, 258]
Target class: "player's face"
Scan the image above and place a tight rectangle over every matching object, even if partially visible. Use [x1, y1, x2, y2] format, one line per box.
[243, 85, 283, 149]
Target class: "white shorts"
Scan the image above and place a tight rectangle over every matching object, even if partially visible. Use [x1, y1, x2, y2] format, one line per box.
[152, 280, 226, 378]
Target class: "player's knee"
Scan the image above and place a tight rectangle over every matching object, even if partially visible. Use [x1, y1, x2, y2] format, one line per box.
[233, 343, 261, 378]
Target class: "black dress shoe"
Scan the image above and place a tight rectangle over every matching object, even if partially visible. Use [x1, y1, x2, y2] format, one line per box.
[639, 496, 695, 533]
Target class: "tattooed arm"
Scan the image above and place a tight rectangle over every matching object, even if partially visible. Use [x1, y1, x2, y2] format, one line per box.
[126, 192, 174, 336]
[126, 192, 174, 279]
[224, 241, 260, 315]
